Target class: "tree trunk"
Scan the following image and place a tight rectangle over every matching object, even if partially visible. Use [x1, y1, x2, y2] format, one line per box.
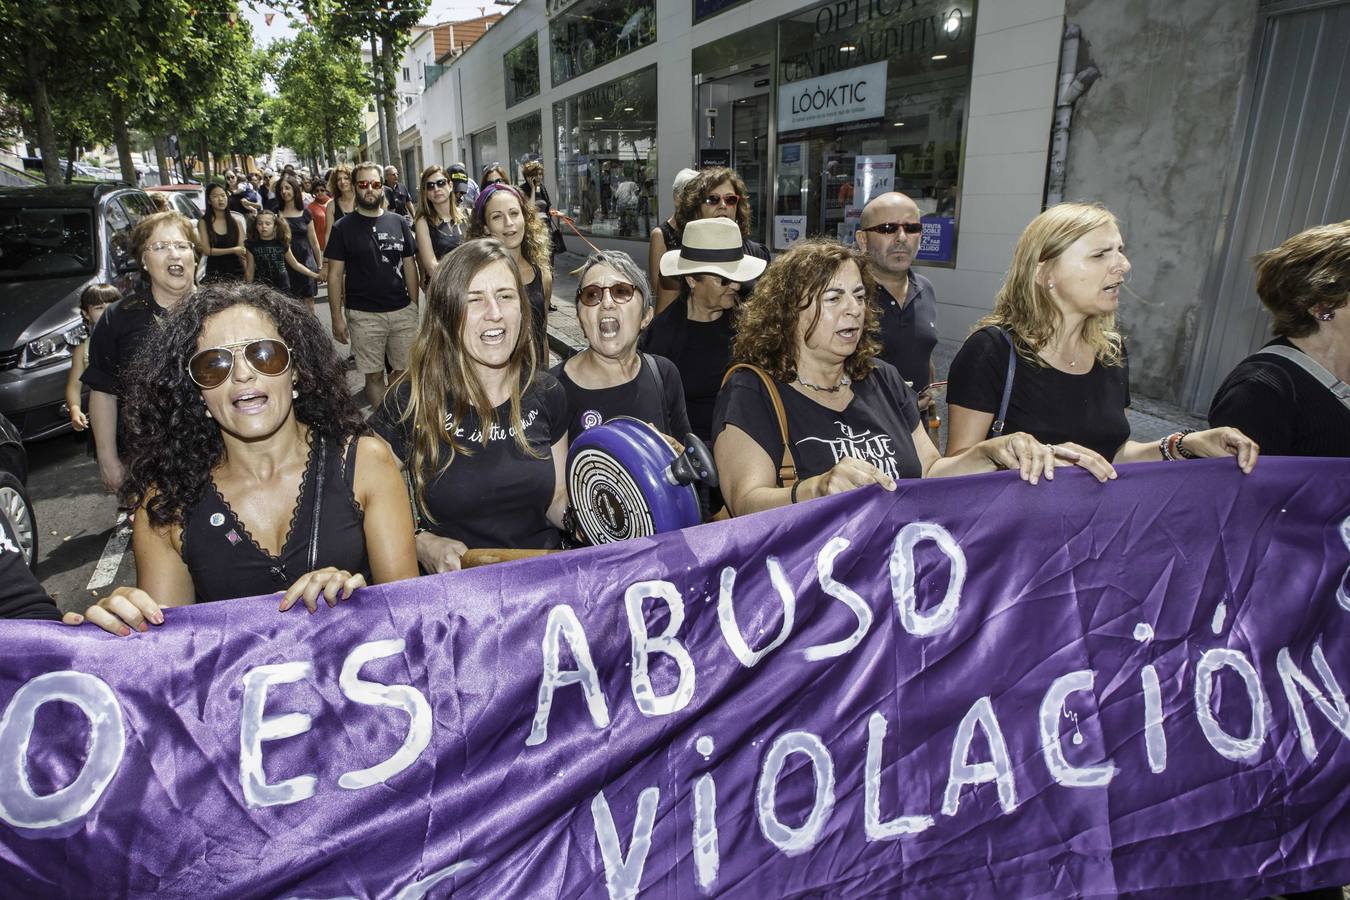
[370, 33, 389, 166]
[380, 36, 401, 167]
[64, 134, 78, 184]
[25, 48, 61, 186]
[109, 96, 137, 184]
[152, 135, 170, 186]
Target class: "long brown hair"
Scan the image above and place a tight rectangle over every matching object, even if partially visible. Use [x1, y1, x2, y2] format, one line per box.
[466, 183, 551, 278]
[415, 164, 466, 228]
[978, 202, 1124, 367]
[392, 239, 541, 520]
[327, 164, 354, 201]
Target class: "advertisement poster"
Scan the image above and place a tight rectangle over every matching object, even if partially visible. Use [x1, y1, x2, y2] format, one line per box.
[777, 61, 888, 131]
[853, 154, 896, 207]
[839, 206, 862, 245]
[774, 214, 806, 250]
[917, 215, 956, 264]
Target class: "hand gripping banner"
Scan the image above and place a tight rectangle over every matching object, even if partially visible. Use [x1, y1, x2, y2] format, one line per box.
[2, 458, 1349, 899]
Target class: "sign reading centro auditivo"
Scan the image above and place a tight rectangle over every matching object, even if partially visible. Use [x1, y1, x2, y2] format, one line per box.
[778, 60, 888, 131]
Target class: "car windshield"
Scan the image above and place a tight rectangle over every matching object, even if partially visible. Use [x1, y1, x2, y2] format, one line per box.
[0, 208, 96, 282]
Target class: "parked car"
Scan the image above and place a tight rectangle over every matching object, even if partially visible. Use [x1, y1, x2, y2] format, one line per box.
[0, 183, 158, 439]
[0, 412, 36, 566]
[147, 182, 206, 215]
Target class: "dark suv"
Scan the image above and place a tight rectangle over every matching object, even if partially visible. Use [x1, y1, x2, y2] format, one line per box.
[0, 183, 156, 439]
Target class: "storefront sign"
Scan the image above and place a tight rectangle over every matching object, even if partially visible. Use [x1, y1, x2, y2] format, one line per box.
[699, 148, 732, 169]
[853, 154, 896, 206]
[917, 215, 955, 263]
[777, 61, 888, 131]
[774, 214, 806, 249]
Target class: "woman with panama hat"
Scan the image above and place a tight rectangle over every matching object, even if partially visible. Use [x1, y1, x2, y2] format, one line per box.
[640, 217, 768, 443]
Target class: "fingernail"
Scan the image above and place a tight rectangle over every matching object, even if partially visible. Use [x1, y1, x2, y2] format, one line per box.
[152, 612, 164, 625]
[138, 622, 148, 633]
[119, 626, 131, 637]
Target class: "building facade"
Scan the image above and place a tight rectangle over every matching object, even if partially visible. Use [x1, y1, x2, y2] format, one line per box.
[417, 0, 1349, 411]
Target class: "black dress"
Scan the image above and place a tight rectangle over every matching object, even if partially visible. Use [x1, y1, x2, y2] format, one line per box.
[203, 214, 244, 282]
[524, 263, 549, 362]
[283, 210, 317, 298]
[427, 219, 463, 260]
[180, 436, 368, 603]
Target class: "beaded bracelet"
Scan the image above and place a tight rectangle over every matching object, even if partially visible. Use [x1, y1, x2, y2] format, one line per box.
[1159, 433, 1176, 461]
[1175, 429, 1198, 460]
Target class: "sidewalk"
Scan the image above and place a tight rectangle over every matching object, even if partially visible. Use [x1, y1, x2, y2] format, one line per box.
[542, 251, 1206, 444]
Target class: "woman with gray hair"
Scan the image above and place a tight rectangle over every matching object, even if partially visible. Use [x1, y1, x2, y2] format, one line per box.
[550, 250, 691, 445]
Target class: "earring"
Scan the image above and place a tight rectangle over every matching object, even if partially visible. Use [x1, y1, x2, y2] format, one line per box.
[292, 389, 299, 398]
[1317, 310, 1336, 322]
[1047, 280, 1056, 291]
[204, 407, 212, 419]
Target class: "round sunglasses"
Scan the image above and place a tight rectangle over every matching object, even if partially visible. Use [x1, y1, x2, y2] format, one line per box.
[188, 339, 292, 390]
[576, 281, 638, 306]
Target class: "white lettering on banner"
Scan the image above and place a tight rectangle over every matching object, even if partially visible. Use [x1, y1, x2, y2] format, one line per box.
[778, 61, 888, 130]
[756, 731, 836, 856]
[864, 711, 935, 840]
[1141, 664, 1168, 773]
[336, 639, 432, 790]
[239, 661, 317, 809]
[0, 672, 124, 830]
[889, 522, 966, 637]
[1277, 642, 1350, 763]
[592, 786, 660, 900]
[1038, 670, 1118, 788]
[692, 735, 720, 892]
[942, 696, 1017, 816]
[802, 537, 873, 661]
[1194, 648, 1270, 762]
[625, 580, 696, 716]
[717, 558, 796, 668]
[527, 604, 611, 747]
[1337, 515, 1350, 611]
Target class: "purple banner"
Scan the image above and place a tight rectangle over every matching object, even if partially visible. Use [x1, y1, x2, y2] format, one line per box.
[2, 459, 1349, 899]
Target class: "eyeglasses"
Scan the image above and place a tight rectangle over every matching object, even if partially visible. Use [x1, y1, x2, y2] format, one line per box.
[188, 339, 292, 390]
[425, 178, 449, 189]
[859, 221, 923, 235]
[355, 179, 383, 190]
[703, 193, 740, 207]
[148, 240, 194, 254]
[577, 281, 638, 306]
[697, 274, 738, 287]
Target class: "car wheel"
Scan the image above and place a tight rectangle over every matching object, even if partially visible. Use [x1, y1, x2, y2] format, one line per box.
[0, 471, 37, 567]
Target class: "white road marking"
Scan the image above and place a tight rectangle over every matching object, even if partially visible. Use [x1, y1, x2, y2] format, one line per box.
[86, 512, 132, 592]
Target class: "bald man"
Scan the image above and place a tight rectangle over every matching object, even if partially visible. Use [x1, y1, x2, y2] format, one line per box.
[855, 192, 938, 410]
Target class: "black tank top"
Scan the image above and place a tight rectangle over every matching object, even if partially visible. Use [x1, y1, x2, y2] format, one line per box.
[204, 213, 244, 280]
[659, 219, 680, 250]
[524, 263, 548, 362]
[181, 436, 368, 602]
[428, 219, 462, 259]
[332, 198, 355, 226]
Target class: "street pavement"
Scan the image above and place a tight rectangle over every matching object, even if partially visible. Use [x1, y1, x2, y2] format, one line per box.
[28, 261, 1202, 616]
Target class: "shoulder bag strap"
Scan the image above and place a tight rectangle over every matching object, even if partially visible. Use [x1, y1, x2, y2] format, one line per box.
[721, 363, 798, 487]
[1255, 345, 1350, 412]
[642, 353, 670, 433]
[989, 328, 1018, 437]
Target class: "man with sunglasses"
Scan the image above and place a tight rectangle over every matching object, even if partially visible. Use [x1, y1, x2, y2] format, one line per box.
[325, 161, 420, 408]
[856, 192, 939, 411]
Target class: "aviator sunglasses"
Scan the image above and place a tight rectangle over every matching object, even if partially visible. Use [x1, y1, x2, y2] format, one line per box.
[576, 281, 638, 306]
[858, 221, 923, 235]
[188, 339, 292, 389]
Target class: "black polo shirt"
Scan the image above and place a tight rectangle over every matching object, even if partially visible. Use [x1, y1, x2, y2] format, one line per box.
[875, 271, 938, 394]
[81, 285, 170, 397]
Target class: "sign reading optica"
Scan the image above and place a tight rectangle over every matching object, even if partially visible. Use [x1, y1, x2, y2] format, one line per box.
[777, 61, 888, 131]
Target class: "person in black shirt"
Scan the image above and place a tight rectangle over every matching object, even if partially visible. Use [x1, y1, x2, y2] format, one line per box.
[648, 167, 700, 313]
[66, 283, 417, 636]
[0, 514, 59, 621]
[326, 161, 420, 409]
[83, 211, 198, 493]
[413, 164, 467, 279]
[467, 183, 552, 363]
[198, 182, 247, 283]
[947, 202, 1258, 471]
[856, 192, 939, 405]
[1209, 220, 1350, 456]
[713, 240, 1116, 516]
[383, 165, 415, 218]
[550, 250, 690, 445]
[371, 239, 568, 571]
[642, 217, 766, 443]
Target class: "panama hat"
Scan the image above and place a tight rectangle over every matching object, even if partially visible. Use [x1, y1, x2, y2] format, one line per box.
[659, 217, 767, 283]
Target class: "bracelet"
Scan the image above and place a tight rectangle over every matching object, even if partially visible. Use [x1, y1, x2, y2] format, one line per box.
[790, 480, 802, 504]
[1175, 429, 1198, 460]
[1159, 433, 1176, 461]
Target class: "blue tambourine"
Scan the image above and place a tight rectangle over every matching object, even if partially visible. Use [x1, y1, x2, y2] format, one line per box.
[566, 417, 718, 545]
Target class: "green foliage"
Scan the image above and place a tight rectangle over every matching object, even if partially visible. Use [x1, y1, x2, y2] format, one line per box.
[269, 24, 368, 160]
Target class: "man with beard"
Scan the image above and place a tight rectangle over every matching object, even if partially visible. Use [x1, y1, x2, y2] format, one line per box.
[325, 161, 420, 408]
[855, 192, 939, 411]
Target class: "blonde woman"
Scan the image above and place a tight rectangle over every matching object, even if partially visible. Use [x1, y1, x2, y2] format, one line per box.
[413, 164, 467, 277]
[946, 202, 1258, 471]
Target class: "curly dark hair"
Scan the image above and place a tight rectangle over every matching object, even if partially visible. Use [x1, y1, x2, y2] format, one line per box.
[674, 167, 752, 238]
[732, 239, 882, 383]
[120, 282, 367, 527]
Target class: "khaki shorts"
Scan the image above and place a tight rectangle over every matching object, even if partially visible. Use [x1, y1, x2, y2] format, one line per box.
[347, 305, 417, 375]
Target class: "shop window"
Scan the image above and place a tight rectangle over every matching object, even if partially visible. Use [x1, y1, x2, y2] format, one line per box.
[508, 112, 543, 183]
[772, 0, 975, 265]
[553, 66, 658, 240]
[505, 33, 541, 107]
[549, 0, 656, 87]
[471, 127, 500, 184]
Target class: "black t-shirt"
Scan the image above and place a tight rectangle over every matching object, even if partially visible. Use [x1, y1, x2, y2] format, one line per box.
[876, 273, 938, 393]
[0, 514, 58, 621]
[246, 238, 290, 292]
[371, 375, 568, 550]
[1208, 337, 1350, 457]
[81, 285, 168, 397]
[639, 298, 736, 442]
[550, 353, 692, 446]
[713, 361, 923, 482]
[948, 326, 1131, 460]
[384, 183, 414, 215]
[325, 211, 416, 312]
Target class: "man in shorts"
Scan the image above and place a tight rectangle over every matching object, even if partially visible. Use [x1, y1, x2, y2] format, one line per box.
[325, 161, 420, 408]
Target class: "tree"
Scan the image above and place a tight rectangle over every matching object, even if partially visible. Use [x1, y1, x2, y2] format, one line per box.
[270, 25, 367, 167]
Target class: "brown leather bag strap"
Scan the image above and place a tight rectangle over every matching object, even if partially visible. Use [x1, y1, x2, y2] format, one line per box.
[722, 363, 798, 487]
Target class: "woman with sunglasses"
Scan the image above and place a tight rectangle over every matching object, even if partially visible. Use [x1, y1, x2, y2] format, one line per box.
[467, 183, 552, 363]
[66, 282, 418, 636]
[371, 240, 568, 573]
[551, 250, 690, 445]
[658, 167, 769, 314]
[480, 163, 509, 188]
[640, 217, 766, 443]
[413, 164, 467, 278]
